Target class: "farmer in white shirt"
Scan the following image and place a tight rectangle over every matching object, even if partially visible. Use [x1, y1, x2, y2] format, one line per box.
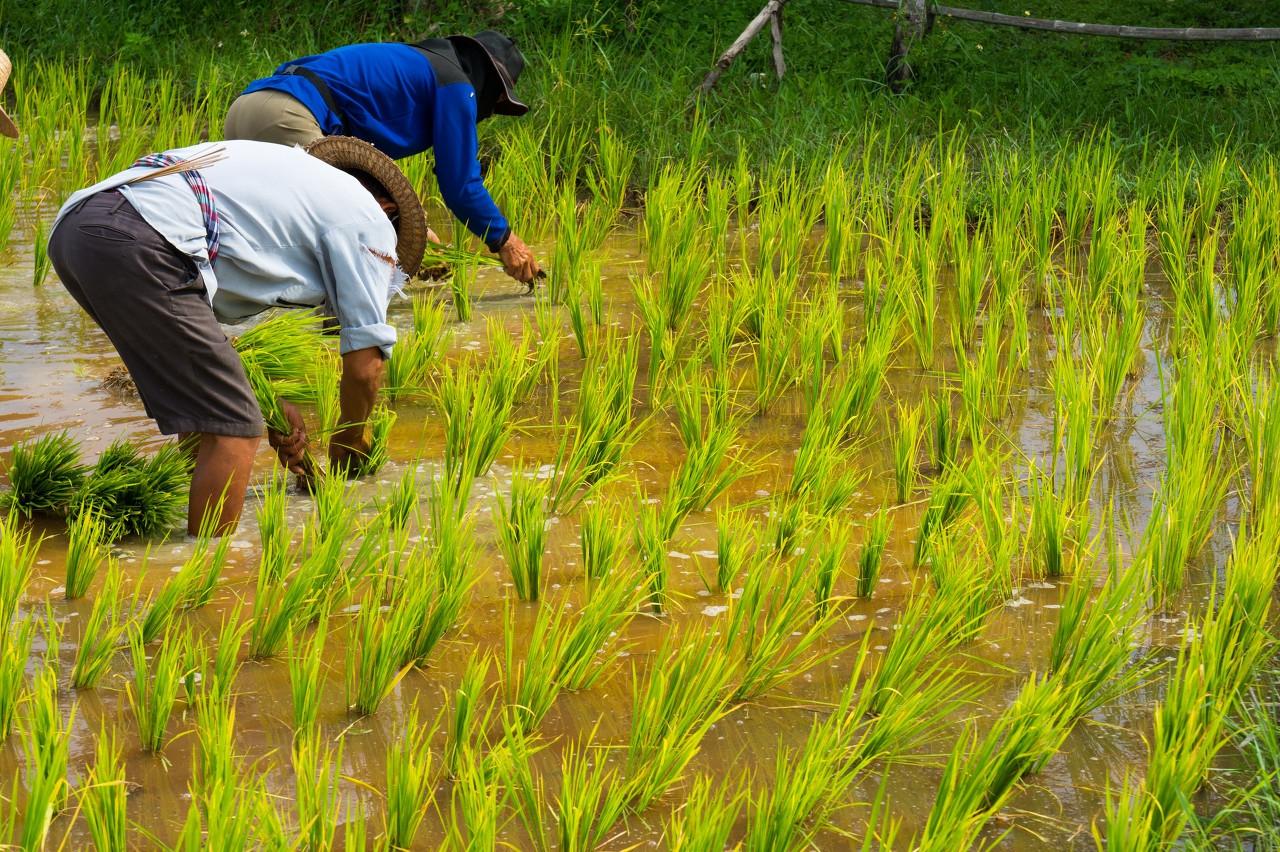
[48, 137, 426, 535]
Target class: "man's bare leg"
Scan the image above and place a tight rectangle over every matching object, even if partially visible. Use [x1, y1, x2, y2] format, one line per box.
[189, 433, 260, 536]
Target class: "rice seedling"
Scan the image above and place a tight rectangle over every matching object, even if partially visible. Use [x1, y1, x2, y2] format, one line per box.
[891, 399, 924, 503]
[32, 217, 51, 287]
[81, 723, 127, 852]
[856, 507, 890, 598]
[1028, 463, 1074, 579]
[727, 550, 844, 701]
[580, 499, 626, 582]
[71, 560, 131, 689]
[505, 565, 641, 733]
[346, 585, 416, 716]
[3, 430, 86, 517]
[0, 615, 36, 737]
[0, 512, 38, 626]
[247, 543, 323, 659]
[18, 664, 74, 850]
[555, 736, 632, 852]
[814, 320, 894, 440]
[952, 230, 989, 348]
[663, 423, 750, 530]
[309, 351, 342, 441]
[663, 773, 747, 852]
[384, 297, 447, 401]
[714, 505, 756, 594]
[788, 413, 867, 521]
[400, 485, 478, 666]
[445, 743, 504, 850]
[450, 255, 477, 322]
[812, 518, 850, 618]
[624, 627, 738, 813]
[382, 704, 441, 852]
[752, 288, 796, 415]
[64, 505, 110, 599]
[292, 732, 343, 852]
[547, 330, 643, 513]
[354, 402, 396, 476]
[913, 463, 971, 568]
[445, 652, 496, 778]
[380, 463, 421, 534]
[435, 355, 519, 504]
[930, 390, 958, 473]
[485, 710, 549, 850]
[127, 622, 190, 752]
[494, 469, 550, 601]
[288, 620, 326, 732]
[634, 503, 670, 613]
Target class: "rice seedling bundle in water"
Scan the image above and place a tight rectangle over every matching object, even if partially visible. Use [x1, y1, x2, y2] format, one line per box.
[3, 430, 87, 517]
[385, 297, 447, 400]
[72, 441, 191, 540]
[856, 507, 891, 598]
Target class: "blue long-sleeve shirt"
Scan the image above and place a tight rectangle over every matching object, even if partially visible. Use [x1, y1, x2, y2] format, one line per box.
[241, 42, 511, 250]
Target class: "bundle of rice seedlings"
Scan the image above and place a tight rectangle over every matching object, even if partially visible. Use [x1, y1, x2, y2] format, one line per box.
[445, 653, 497, 779]
[288, 621, 326, 733]
[345, 586, 415, 716]
[3, 431, 87, 517]
[72, 441, 191, 540]
[384, 296, 447, 401]
[663, 773, 747, 852]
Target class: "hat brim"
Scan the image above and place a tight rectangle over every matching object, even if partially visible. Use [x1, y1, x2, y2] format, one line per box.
[447, 34, 529, 117]
[304, 136, 428, 277]
[0, 107, 16, 139]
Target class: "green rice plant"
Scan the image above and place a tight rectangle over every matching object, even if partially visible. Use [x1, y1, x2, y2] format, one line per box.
[255, 475, 290, 586]
[624, 626, 738, 812]
[766, 494, 811, 558]
[380, 463, 421, 534]
[18, 665, 74, 849]
[64, 504, 109, 599]
[434, 355, 519, 504]
[891, 399, 924, 503]
[814, 319, 895, 439]
[486, 710, 549, 850]
[1028, 463, 1075, 579]
[663, 424, 749, 531]
[580, 500, 625, 582]
[752, 288, 796, 415]
[856, 506, 890, 598]
[247, 539, 325, 659]
[127, 622, 190, 752]
[505, 565, 641, 733]
[788, 413, 867, 520]
[0, 513, 37, 626]
[3, 430, 86, 517]
[71, 560, 131, 689]
[812, 519, 850, 618]
[634, 275, 677, 389]
[292, 732, 343, 852]
[400, 486, 478, 666]
[547, 330, 643, 513]
[450, 256, 477, 322]
[81, 723, 127, 852]
[0, 615, 36, 736]
[288, 620, 326, 732]
[726, 550, 844, 701]
[355, 402, 396, 476]
[634, 503, 669, 613]
[445, 652, 496, 779]
[714, 505, 756, 594]
[201, 608, 247, 709]
[913, 463, 971, 568]
[32, 218, 51, 287]
[72, 442, 192, 540]
[555, 736, 633, 852]
[1050, 350, 1100, 505]
[346, 585, 415, 716]
[952, 230, 989, 348]
[930, 390, 957, 473]
[385, 297, 447, 400]
[444, 743, 503, 850]
[494, 469, 550, 601]
[663, 773, 747, 852]
[182, 517, 232, 612]
[383, 704, 440, 851]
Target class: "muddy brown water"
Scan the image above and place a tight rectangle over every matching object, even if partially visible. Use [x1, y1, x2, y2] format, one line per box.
[0, 211, 1243, 849]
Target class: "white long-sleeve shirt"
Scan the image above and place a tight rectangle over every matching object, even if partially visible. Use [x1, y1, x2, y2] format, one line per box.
[52, 139, 401, 356]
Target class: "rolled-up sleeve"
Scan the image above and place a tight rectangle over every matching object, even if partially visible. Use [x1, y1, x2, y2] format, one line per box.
[317, 220, 400, 357]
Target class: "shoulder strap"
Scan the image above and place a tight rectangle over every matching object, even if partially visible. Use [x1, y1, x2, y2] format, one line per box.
[282, 64, 347, 133]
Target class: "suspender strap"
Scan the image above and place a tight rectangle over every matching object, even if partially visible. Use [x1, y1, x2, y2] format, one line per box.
[282, 64, 347, 133]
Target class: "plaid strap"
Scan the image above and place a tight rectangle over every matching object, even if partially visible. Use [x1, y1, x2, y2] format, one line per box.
[131, 152, 221, 263]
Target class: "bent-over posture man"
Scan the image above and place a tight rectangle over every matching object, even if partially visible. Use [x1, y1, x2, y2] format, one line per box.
[48, 137, 427, 534]
[225, 30, 541, 286]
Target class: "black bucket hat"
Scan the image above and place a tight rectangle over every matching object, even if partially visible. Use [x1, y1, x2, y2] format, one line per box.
[446, 30, 529, 117]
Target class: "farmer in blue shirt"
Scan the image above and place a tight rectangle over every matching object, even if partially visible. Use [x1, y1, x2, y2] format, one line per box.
[225, 31, 541, 285]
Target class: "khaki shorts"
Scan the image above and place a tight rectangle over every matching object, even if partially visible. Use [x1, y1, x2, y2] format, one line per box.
[223, 89, 323, 148]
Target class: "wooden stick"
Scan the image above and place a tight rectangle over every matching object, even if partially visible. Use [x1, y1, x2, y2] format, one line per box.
[696, 0, 790, 95]
[844, 0, 1280, 41]
[770, 6, 787, 80]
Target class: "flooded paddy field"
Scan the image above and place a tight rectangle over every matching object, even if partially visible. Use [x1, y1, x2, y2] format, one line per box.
[0, 64, 1277, 851]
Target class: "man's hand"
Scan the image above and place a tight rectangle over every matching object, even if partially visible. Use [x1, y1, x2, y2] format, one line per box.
[267, 400, 311, 477]
[329, 428, 371, 478]
[498, 232, 541, 286]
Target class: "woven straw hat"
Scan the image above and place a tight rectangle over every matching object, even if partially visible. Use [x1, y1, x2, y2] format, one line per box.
[304, 136, 427, 276]
[0, 51, 18, 138]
